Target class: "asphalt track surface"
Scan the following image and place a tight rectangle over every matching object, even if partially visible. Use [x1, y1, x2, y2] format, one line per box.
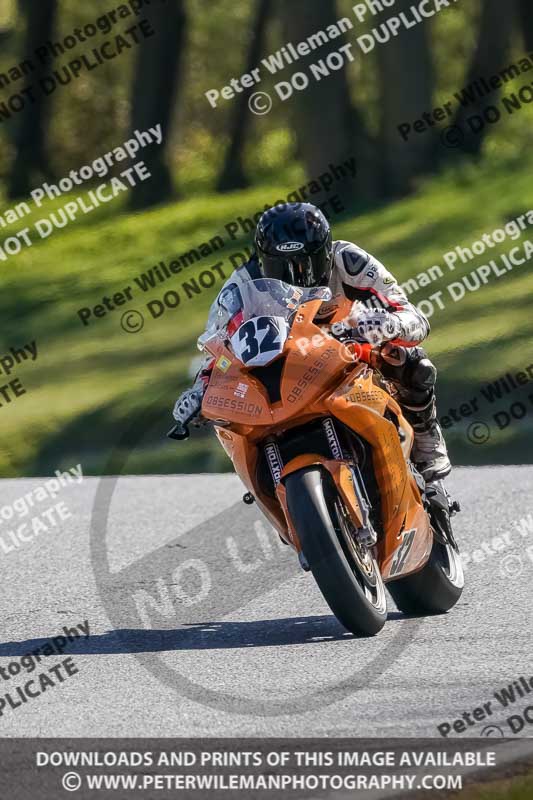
[1, 466, 532, 739]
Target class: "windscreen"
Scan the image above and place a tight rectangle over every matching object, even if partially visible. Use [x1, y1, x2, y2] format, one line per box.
[219, 278, 331, 325]
[219, 279, 331, 367]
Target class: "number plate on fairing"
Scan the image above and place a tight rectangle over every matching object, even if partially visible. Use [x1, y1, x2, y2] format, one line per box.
[230, 316, 289, 367]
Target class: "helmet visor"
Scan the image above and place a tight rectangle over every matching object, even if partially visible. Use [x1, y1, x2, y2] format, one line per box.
[259, 246, 330, 288]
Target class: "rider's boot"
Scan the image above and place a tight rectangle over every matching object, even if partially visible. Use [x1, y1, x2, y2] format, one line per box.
[403, 395, 452, 483]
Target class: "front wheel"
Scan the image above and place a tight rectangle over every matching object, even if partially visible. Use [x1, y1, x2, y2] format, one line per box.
[285, 466, 387, 637]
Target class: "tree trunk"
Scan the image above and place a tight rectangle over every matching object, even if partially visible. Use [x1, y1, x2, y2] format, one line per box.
[7, 0, 57, 200]
[129, 0, 187, 210]
[280, 0, 378, 206]
[376, 0, 435, 195]
[217, 0, 271, 192]
[518, 0, 533, 50]
[452, 0, 514, 156]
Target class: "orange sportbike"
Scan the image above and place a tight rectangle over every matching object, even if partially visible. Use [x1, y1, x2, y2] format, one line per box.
[169, 279, 464, 636]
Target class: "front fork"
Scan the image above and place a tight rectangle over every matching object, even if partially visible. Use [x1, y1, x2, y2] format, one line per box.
[272, 419, 378, 553]
[348, 464, 377, 547]
[321, 417, 377, 547]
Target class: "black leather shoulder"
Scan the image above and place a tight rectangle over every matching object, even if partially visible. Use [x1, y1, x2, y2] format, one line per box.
[337, 242, 371, 276]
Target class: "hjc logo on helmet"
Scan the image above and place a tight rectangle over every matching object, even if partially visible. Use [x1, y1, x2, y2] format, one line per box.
[277, 242, 305, 253]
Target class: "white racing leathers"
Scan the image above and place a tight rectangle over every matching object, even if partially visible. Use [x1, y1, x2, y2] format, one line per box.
[197, 240, 429, 360]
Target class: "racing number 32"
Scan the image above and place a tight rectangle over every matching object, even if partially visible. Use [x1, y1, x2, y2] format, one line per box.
[238, 317, 280, 363]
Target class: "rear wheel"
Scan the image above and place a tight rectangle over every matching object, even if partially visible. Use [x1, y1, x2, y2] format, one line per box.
[285, 466, 387, 637]
[387, 534, 464, 615]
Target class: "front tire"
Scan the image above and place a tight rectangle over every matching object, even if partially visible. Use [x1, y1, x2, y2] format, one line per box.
[285, 466, 387, 637]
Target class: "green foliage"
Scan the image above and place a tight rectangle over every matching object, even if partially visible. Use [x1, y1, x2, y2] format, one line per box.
[48, 1, 135, 176]
[448, 774, 533, 800]
[0, 147, 532, 476]
[0, 1, 531, 189]
[0, 1, 532, 476]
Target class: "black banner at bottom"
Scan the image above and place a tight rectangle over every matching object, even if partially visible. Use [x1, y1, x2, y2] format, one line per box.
[0, 738, 532, 799]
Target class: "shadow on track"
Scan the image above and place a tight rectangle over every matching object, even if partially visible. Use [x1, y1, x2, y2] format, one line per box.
[0, 611, 415, 656]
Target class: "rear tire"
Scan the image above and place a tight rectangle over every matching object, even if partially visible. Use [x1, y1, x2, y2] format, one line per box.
[387, 537, 464, 615]
[285, 466, 387, 637]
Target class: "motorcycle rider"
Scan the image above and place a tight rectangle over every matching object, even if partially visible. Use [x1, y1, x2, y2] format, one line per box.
[173, 203, 451, 483]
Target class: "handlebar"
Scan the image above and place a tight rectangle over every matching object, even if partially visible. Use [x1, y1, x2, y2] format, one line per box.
[167, 415, 216, 442]
[167, 423, 190, 441]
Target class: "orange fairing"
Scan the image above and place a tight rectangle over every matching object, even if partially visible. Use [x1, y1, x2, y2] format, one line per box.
[202, 297, 350, 430]
[203, 290, 434, 582]
[326, 375, 432, 581]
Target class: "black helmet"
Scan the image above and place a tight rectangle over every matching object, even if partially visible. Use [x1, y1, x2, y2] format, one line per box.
[255, 203, 333, 287]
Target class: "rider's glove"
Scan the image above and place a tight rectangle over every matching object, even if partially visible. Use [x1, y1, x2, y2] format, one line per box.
[173, 388, 203, 425]
[352, 308, 402, 346]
